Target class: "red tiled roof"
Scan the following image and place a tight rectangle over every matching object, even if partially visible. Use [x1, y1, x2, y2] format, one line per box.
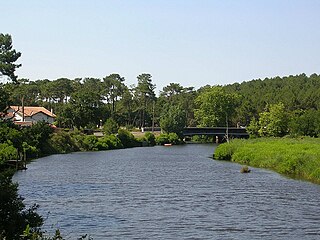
[10, 106, 56, 118]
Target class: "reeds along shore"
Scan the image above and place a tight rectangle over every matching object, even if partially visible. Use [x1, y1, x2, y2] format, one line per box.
[213, 137, 320, 184]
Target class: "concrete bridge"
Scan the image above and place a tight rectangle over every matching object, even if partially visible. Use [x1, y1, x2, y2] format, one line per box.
[183, 127, 249, 139]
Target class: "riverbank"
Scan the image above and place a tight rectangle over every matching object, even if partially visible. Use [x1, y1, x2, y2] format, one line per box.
[213, 137, 320, 184]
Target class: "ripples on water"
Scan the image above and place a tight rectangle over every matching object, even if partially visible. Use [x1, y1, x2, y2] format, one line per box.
[14, 144, 320, 239]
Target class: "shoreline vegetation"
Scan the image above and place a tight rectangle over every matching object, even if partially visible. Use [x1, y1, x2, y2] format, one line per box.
[213, 137, 320, 184]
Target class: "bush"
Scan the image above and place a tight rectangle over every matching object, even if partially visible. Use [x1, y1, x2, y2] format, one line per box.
[168, 133, 181, 145]
[49, 131, 79, 153]
[96, 135, 123, 150]
[0, 170, 43, 239]
[156, 133, 182, 145]
[0, 143, 18, 165]
[82, 135, 99, 151]
[117, 129, 140, 148]
[22, 121, 54, 154]
[156, 133, 169, 145]
[144, 132, 156, 146]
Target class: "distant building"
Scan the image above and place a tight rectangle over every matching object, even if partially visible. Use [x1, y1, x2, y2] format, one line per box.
[5, 106, 56, 125]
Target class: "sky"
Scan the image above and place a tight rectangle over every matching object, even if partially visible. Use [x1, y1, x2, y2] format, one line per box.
[1, 0, 320, 93]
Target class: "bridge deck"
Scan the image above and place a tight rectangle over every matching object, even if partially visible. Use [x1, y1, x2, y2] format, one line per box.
[183, 127, 248, 137]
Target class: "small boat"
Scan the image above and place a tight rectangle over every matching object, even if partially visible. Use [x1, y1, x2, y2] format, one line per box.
[164, 143, 172, 146]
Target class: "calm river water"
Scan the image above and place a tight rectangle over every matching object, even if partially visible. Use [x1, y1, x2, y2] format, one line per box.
[14, 144, 320, 239]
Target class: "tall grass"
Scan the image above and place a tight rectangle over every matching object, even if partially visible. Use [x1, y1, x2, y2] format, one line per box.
[214, 137, 320, 184]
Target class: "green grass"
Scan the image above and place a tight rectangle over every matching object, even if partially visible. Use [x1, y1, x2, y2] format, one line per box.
[214, 137, 320, 184]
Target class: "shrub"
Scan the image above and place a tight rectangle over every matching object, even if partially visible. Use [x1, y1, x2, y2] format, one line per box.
[0, 143, 18, 165]
[0, 170, 43, 239]
[69, 130, 87, 151]
[49, 131, 79, 153]
[156, 133, 182, 145]
[168, 133, 181, 145]
[117, 129, 140, 148]
[96, 135, 123, 150]
[144, 132, 156, 146]
[82, 135, 98, 151]
[156, 133, 169, 145]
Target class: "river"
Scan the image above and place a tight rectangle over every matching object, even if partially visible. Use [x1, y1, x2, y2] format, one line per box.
[14, 144, 320, 239]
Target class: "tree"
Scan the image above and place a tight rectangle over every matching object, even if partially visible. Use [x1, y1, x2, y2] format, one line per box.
[134, 74, 156, 128]
[194, 86, 239, 127]
[289, 109, 320, 137]
[117, 87, 134, 126]
[103, 118, 119, 135]
[0, 85, 9, 114]
[64, 78, 106, 128]
[103, 73, 126, 116]
[0, 34, 21, 83]
[160, 104, 186, 137]
[48, 78, 74, 103]
[160, 83, 184, 101]
[159, 84, 196, 127]
[257, 103, 288, 137]
[0, 170, 43, 239]
[246, 117, 260, 138]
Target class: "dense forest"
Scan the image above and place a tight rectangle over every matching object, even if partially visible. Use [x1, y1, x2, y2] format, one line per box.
[2, 73, 320, 137]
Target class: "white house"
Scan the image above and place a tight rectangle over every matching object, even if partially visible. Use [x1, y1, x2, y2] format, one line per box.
[6, 106, 56, 124]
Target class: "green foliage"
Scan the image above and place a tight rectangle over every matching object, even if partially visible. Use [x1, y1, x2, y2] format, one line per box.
[0, 85, 10, 114]
[195, 86, 239, 127]
[22, 121, 54, 155]
[224, 73, 320, 125]
[0, 143, 18, 164]
[213, 139, 246, 160]
[144, 132, 156, 146]
[82, 135, 99, 151]
[117, 129, 140, 148]
[22, 225, 66, 240]
[247, 103, 288, 138]
[168, 133, 181, 145]
[49, 131, 79, 153]
[191, 135, 215, 143]
[155, 133, 181, 145]
[103, 118, 119, 135]
[0, 33, 21, 83]
[159, 83, 196, 127]
[214, 138, 320, 183]
[0, 170, 43, 239]
[258, 103, 288, 137]
[246, 117, 259, 138]
[134, 73, 156, 128]
[155, 133, 170, 145]
[0, 121, 23, 150]
[160, 105, 186, 137]
[289, 109, 320, 137]
[96, 134, 123, 150]
[103, 73, 126, 116]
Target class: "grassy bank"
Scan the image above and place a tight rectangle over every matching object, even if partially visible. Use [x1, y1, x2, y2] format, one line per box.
[214, 137, 320, 184]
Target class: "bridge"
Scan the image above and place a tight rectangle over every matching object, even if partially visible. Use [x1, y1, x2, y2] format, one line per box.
[182, 127, 249, 139]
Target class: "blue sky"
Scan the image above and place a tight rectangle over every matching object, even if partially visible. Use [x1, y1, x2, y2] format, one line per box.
[1, 0, 320, 93]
